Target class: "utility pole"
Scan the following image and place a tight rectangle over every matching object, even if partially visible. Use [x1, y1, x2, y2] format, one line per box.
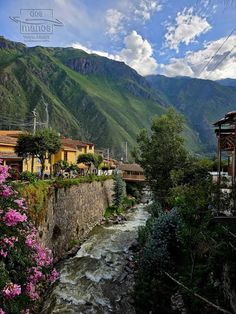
[125, 141, 128, 163]
[32, 109, 37, 134]
[31, 109, 37, 173]
[42, 97, 49, 128]
[107, 148, 110, 161]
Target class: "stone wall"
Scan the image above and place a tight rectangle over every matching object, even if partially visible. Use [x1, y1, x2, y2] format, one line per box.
[37, 179, 114, 259]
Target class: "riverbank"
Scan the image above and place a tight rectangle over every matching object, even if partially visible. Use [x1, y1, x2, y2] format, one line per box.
[41, 204, 150, 313]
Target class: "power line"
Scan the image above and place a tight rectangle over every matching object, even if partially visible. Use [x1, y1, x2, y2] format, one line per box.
[198, 25, 236, 77]
[205, 44, 236, 79]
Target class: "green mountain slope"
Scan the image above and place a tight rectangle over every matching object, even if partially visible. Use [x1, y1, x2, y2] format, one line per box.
[147, 75, 236, 153]
[0, 37, 168, 157]
[1, 36, 235, 156]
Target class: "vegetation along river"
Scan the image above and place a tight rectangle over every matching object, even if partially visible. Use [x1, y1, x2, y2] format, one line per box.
[42, 203, 150, 314]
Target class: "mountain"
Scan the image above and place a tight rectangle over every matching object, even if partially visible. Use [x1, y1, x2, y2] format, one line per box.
[147, 75, 236, 153]
[0, 36, 169, 157]
[0, 36, 235, 156]
[217, 78, 236, 89]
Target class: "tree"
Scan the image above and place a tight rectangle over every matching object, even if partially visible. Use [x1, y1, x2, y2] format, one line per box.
[15, 133, 37, 172]
[93, 154, 103, 174]
[33, 129, 61, 178]
[77, 153, 95, 174]
[15, 130, 61, 179]
[113, 171, 125, 207]
[134, 108, 187, 206]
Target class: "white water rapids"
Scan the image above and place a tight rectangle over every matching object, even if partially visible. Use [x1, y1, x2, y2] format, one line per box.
[41, 204, 150, 314]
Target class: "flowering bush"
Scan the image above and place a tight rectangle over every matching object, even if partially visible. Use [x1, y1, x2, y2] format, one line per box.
[0, 160, 59, 313]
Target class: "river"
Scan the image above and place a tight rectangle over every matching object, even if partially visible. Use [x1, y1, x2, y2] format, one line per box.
[41, 203, 150, 314]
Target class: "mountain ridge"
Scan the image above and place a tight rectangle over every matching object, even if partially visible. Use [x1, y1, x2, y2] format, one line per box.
[0, 36, 235, 156]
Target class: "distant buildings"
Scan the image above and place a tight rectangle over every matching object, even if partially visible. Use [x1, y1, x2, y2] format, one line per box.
[0, 131, 95, 176]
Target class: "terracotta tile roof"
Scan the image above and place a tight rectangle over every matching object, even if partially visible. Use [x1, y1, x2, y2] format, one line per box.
[0, 130, 23, 138]
[119, 163, 144, 172]
[0, 135, 18, 145]
[61, 138, 93, 149]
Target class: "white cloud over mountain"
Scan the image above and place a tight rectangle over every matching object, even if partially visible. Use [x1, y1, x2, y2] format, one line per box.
[119, 31, 158, 76]
[72, 31, 157, 76]
[165, 7, 212, 52]
[161, 35, 236, 80]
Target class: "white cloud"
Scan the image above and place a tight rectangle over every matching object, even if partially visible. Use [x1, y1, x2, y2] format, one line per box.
[105, 0, 162, 40]
[165, 7, 212, 52]
[71, 42, 119, 60]
[105, 9, 125, 40]
[134, 0, 162, 21]
[119, 31, 158, 76]
[72, 31, 157, 76]
[161, 35, 236, 80]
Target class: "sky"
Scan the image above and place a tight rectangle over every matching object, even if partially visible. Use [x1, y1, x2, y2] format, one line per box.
[0, 0, 236, 80]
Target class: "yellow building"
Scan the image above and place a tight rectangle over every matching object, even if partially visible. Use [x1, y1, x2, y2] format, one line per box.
[0, 132, 95, 175]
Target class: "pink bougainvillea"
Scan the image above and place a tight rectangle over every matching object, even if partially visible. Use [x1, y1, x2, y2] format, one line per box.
[3, 208, 27, 226]
[0, 160, 59, 313]
[2, 283, 21, 299]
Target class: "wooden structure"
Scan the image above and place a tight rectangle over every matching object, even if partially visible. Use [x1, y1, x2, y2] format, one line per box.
[214, 111, 236, 212]
[119, 163, 145, 182]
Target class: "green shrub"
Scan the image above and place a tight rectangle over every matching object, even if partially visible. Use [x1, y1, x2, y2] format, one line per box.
[20, 171, 38, 183]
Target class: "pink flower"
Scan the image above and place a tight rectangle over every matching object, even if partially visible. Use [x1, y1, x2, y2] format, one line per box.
[0, 249, 7, 258]
[34, 244, 53, 267]
[28, 267, 43, 284]
[2, 283, 21, 299]
[3, 236, 18, 248]
[23, 310, 30, 314]
[25, 282, 39, 300]
[0, 308, 5, 314]
[14, 198, 27, 210]
[48, 268, 60, 282]
[3, 209, 27, 226]
[1, 185, 13, 197]
[0, 164, 9, 183]
[25, 233, 37, 248]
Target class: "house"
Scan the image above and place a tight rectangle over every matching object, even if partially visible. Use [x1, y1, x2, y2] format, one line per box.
[0, 135, 24, 172]
[214, 111, 236, 180]
[55, 138, 95, 172]
[0, 131, 95, 175]
[119, 163, 145, 182]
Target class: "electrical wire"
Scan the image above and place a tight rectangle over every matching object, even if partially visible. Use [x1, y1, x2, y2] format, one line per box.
[205, 44, 236, 79]
[198, 25, 236, 77]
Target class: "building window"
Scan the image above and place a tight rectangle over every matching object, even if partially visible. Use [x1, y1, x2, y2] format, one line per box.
[89, 145, 93, 150]
[64, 151, 68, 161]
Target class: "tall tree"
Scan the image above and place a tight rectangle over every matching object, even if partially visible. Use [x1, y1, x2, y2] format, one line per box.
[93, 154, 103, 174]
[15, 133, 37, 172]
[15, 129, 61, 178]
[113, 171, 125, 207]
[135, 108, 187, 206]
[34, 129, 61, 178]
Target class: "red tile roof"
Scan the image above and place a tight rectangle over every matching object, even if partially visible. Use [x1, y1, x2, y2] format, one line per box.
[61, 138, 94, 149]
[0, 136, 18, 145]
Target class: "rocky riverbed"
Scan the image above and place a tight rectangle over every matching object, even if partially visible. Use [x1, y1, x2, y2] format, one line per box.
[41, 204, 149, 313]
